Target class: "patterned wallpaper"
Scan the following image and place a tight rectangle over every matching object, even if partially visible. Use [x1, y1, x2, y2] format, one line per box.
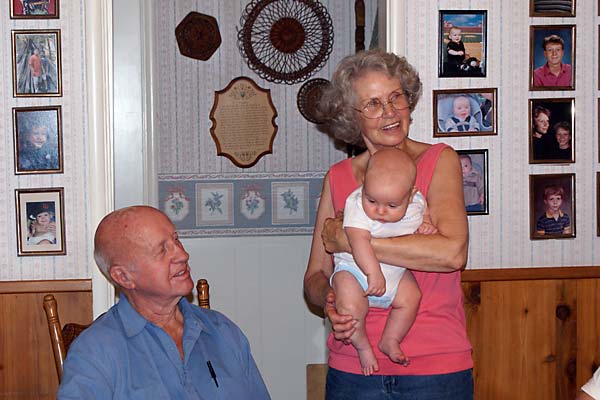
[0, 1, 91, 281]
[153, 0, 377, 237]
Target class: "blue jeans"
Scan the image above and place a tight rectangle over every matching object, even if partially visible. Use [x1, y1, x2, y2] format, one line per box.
[326, 367, 473, 400]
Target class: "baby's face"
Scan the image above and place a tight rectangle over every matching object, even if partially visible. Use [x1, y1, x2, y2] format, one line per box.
[460, 158, 473, 176]
[449, 29, 461, 43]
[453, 97, 471, 120]
[28, 126, 48, 149]
[362, 177, 412, 223]
[36, 211, 51, 225]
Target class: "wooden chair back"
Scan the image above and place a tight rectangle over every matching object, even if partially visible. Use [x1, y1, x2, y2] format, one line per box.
[43, 278, 211, 383]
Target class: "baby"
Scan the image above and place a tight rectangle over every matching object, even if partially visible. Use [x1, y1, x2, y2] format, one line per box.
[331, 148, 437, 375]
[444, 96, 480, 133]
[460, 154, 484, 212]
[27, 202, 56, 245]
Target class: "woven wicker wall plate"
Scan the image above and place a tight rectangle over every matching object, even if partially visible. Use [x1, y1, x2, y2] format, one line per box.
[296, 78, 329, 124]
[175, 12, 221, 61]
[238, 0, 334, 84]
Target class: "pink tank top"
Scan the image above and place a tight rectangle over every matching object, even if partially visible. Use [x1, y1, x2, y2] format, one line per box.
[327, 143, 473, 375]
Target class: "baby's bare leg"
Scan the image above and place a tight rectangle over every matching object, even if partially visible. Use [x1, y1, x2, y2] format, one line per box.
[378, 270, 421, 365]
[332, 271, 379, 376]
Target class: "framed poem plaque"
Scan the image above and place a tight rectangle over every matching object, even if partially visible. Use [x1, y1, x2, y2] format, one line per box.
[209, 76, 278, 168]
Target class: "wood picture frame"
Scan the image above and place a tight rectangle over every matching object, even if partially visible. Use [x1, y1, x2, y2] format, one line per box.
[11, 29, 62, 97]
[530, 173, 575, 240]
[529, 98, 575, 164]
[438, 10, 487, 78]
[529, 25, 575, 91]
[10, 0, 59, 19]
[457, 149, 489, 216]
[13, 105, 63, 175]
[15, 187, 66, 256]
[529, 0, 575, 17]
[433, 88, 497, 137]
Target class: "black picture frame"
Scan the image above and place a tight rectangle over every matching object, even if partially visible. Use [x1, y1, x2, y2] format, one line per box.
[528, 98, 575, 164]
[438, 10, 487, 78]
[457, 149, 489, 216]
[13, 105, 63, 175]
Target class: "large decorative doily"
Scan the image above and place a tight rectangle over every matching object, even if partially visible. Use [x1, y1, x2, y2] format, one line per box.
[237, 0, 334, 85]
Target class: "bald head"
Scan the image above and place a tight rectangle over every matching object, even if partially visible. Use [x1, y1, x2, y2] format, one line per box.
[94, 206, 171, 282]
[365, 148, 417, 190]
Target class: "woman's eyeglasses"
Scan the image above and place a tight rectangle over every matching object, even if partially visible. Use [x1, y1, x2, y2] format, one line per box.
[353, 91, 410, 119]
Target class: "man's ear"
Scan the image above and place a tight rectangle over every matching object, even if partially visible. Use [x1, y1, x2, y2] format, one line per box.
[109, 265, 136, 290]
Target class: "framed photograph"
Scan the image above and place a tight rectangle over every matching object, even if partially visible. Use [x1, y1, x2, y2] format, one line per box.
[530, 25, 575, 91]
[529, 98, 574, 164]
[530, 173, 575, 240]
[438, 10, 487, 78]
[457, 149, 489, 216]
[15, 187, 66, 256]
[597, 172, 600, 236]
[11, 29, 62, 97]
[13, 106, 63, 175]
[10, 0, 59, 19]
[433, 88, 497, 137]
[530, 0, 575, 17]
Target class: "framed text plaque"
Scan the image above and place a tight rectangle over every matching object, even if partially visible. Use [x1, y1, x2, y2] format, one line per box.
[209, 76, 278, 168]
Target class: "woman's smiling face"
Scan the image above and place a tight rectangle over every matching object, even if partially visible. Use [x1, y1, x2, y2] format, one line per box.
[353, 70, 411, 150]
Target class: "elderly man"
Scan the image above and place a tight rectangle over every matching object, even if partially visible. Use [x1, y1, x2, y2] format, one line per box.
[58, 206, 270, 399]
[532, 34, 572, 87]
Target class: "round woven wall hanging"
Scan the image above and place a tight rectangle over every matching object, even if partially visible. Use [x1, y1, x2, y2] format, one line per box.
[238, 0, 334, 85]
[297, 78, 329, 123]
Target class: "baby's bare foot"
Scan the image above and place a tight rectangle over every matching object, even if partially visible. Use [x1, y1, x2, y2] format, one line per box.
[357, 347, 379, 376]
[378, 338, 409, 366]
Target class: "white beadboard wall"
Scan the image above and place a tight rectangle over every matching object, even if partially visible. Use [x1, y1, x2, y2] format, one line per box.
[397, 0, 600, 269]
[0, 1, 91, 281]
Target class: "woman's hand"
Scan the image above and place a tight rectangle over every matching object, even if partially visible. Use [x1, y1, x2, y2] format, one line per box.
[324, 289, 356, 343]
[321, 212, 350, 254]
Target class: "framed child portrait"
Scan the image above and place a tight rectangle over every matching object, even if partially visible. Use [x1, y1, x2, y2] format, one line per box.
[11, 29, 62, 97]
[528, 98, 575, 164]
[433, 88, 497, 137]
[438, 10, 487, 78]
[530, 0, 575, 17]
[13, 105, 63, 175]
[529, 173, 575, 240]
[457, 149, 489, 216]
[15, 187, 66, 256]
[529, 25, 575, 91]
[10, 0, 59, 19]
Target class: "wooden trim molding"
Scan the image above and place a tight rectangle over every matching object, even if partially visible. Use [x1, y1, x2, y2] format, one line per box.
[461, 266, 600, 282]
[0, 279, 92, 294]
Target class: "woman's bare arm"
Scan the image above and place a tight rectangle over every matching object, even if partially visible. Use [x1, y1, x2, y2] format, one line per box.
[304, 174, 357, 340]
[322, 148, 468, 273]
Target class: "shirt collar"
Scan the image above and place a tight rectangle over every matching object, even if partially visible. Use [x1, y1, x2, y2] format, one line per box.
[117, 295, 214, 338]
[542, 62, 567, 75]
[545, 210, 564, 218]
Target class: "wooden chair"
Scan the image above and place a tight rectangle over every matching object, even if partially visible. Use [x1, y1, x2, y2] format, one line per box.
[43, 278, 211, 383]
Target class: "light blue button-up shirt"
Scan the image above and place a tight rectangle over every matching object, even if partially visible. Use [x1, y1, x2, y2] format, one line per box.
[58, 296, 270, 399]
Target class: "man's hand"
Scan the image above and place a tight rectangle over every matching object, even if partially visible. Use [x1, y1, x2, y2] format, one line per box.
[321, 212, 350, 254]
[324, 290, 356, 344]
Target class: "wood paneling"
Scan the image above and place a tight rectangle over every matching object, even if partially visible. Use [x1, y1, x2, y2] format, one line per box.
[462, 267, 600, 400]
[0, 280, 92, 400]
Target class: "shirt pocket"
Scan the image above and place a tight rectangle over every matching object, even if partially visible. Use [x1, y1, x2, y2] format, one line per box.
[126, 384, 170, 400]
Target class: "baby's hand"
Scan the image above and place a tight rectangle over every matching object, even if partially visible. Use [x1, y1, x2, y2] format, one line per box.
[417, 221, 438, 235]
[365, 271, 386, 297]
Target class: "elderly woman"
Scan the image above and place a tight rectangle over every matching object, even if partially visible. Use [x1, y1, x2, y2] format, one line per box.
[304, 49, 473, 399]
